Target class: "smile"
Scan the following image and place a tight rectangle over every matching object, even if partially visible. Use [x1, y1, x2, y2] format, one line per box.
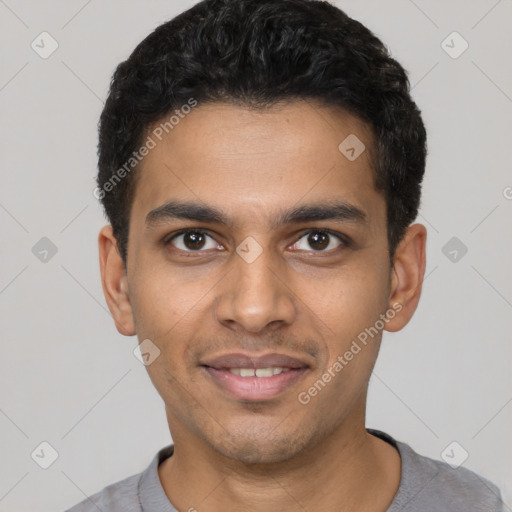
[200, 352, 311, 401]
[228, 367, 291, 377]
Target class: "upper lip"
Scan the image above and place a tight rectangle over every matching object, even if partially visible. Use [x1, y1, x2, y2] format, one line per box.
[200, 352, 311, 370]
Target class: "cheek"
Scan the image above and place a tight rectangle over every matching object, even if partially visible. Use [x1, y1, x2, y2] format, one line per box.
[303, 267, 390, 388]
[306, 279, 386, 408]
[130, 278, 199, 397]
[130, 263, 207, 338]
[311, 264, 389, 339]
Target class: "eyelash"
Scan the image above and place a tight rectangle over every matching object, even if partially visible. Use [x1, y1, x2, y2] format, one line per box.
[163, 228, 351, 254]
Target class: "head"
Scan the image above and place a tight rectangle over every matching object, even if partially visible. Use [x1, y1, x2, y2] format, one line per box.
[98, 0, 427, 464]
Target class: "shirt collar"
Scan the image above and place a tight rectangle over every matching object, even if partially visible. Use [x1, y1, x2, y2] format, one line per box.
[138, 444, 176, 512]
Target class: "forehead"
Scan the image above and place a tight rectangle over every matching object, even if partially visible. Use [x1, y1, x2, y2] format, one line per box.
[131, 101, 384, 231]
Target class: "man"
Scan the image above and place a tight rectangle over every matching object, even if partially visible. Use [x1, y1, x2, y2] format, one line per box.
[67, 0, 504, 510]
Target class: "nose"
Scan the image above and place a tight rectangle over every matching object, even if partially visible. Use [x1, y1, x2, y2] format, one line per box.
[214, 245, 296, 334]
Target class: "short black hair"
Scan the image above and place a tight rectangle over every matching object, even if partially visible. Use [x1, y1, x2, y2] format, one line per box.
[96, 0, 427, 267]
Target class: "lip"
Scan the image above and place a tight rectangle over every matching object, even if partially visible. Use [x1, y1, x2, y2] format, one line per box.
[200, 352, 311, 401]
[200, 352, 310, 370]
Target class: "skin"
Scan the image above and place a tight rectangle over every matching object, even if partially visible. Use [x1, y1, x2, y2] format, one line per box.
[99, 100, 427, 511]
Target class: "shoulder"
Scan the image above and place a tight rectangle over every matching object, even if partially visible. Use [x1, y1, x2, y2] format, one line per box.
[392, 437, 504, 511]
[63, 444, 175, 512]
[64, 472, 142, 512]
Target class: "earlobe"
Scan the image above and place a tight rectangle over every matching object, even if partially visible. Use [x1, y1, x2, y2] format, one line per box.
[384, 223, 427, 333]
[98, 225, 136, 336]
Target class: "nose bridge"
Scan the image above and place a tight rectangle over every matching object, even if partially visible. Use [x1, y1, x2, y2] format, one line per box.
[215, 240, 296, 333]
[236, 246, 278, 300]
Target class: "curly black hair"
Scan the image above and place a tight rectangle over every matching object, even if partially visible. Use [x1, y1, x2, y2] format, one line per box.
[96, 0, 427, 267]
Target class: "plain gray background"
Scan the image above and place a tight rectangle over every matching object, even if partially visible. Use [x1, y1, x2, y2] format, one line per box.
[1, 1, 511, 510]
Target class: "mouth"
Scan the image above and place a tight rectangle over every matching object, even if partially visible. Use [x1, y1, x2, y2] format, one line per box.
[200, 352, 311, 401]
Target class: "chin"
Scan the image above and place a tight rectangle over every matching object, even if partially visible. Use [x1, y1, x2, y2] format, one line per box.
[205, 424, 314, 465]
[217, 440, 299, 465]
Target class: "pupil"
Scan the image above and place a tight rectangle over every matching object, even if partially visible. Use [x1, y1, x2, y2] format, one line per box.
[185, 232, 205, 250]
[309, 231, 329, 250]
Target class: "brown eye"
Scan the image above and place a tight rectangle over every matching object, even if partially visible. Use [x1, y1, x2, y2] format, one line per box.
[168, 230, 220, 252]
[291, 230, 344, 252]
[307, 231, 330, 250]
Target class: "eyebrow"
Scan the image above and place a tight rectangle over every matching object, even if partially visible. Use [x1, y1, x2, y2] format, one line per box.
[145, 199, 368, 230]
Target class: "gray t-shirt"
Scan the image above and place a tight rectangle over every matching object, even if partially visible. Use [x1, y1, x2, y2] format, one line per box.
[65, 429, 504, 511]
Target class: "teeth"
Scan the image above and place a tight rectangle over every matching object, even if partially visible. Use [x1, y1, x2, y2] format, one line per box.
[256, 368, 273, 377]
[228, 367, 291, 377]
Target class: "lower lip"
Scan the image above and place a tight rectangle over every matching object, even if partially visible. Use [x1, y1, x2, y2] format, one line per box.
[203, 367, 308, 401]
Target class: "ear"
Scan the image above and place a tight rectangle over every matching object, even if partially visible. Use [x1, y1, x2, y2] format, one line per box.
[384, 223, 427, 332]
[98, 225, 136, 336]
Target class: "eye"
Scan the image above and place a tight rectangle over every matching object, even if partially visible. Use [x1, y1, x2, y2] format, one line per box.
[166, 230, 222, 252]
[290, 230, 346, 252]
[164, 228, 348, 254]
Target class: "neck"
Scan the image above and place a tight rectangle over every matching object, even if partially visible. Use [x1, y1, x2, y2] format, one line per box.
[158, 403, 401, 511]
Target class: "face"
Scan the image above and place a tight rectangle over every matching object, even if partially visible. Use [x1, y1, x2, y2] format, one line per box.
[100, 100, 425, 464]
